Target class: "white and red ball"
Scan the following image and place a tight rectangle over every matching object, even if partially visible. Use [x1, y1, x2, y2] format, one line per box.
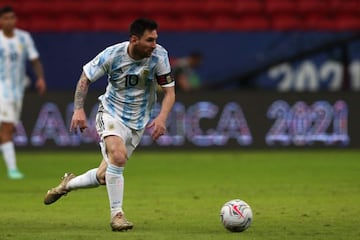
[220, 199, 253, 232]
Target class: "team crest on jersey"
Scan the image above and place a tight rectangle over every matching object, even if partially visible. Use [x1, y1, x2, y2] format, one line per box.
[140, 68, 149, 80]
[108, 123, 115, 130]
[17, 44, 23, 52]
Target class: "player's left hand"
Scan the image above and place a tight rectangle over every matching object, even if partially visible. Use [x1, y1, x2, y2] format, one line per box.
[147, 117, 166, 141]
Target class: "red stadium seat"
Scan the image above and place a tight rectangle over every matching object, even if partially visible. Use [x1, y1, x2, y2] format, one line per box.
[53, 1, 90, 16]
[156, 16, 184, 31]
[142, 1, 180, 16]
[303, 14, 335, 31]
[213, 17, 238, 31]
[329, 0, 360, 14]
[26, 16, 61, 32]
[58, 16, 91, 32]
[110, 1, 147, 16]
[335, 14, 360, 31]
[173, 1, 206, 15]
[264, 0, 297, 15]
[271, 14, 303, 31]
[237, 16, 270, 30]
[1, 0, 21, 10]
[296, 0, 329, 15]
[235, 0, 264, 15]
[92, 16, 134, 32]
[213, 15, 269, 31]
[16, 16, 31, 30]
[204, 1, 234, 15]
[19, 1, 60, 17]
[181, 16, 211, 31]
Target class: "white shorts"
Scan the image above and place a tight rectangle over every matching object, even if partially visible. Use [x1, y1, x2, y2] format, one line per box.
[96, 109, 145, 161]
[0, 99, 22, 124]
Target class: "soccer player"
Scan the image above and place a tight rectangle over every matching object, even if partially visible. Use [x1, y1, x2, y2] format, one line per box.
[172, 51, 203, 92]
[0, 6, 46, 179]
[44, 18, 175, 231]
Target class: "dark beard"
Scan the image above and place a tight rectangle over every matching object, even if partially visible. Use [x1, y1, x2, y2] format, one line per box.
[132, 46, 152, 60]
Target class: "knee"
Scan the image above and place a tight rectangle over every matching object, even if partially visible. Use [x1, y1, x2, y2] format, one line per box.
[0, 124, 15, 142]
[1, 123, 15, 132]
[108, 148, 127, 167]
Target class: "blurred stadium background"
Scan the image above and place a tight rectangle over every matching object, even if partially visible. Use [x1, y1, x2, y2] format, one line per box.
[2, 0, 360, 150]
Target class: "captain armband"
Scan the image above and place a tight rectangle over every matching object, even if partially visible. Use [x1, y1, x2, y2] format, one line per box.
[156, 73, 174, 86]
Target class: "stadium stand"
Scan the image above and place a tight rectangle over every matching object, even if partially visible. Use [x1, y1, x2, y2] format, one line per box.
[264, 0, 297, 15]
[2, 0, 360, 31]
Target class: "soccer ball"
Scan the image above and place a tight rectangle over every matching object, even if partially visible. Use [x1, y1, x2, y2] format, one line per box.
[220, 199, 253, 232]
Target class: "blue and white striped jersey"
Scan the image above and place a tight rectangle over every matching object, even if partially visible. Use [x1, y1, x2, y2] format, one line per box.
[83, 41, 174, 130]
[0, 29, 39, 101]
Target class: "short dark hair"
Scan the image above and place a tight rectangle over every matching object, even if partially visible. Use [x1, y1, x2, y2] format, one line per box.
[129, 18, 158, 38]
[0, 6, 14, 16]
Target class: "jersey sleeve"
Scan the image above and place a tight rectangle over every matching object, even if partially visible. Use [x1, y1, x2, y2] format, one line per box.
[155, 48, 175, 87]
[83, 48, 112, 82]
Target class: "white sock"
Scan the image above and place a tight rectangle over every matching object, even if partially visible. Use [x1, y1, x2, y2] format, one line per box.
[106, 164, 124, 218]
[1, 142, 17, 171]
[67, 168, 100, 190]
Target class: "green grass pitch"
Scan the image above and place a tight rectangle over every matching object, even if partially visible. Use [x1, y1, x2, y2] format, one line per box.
[0, 150, 359, 240]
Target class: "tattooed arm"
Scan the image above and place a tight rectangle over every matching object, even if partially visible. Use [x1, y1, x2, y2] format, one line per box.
[74, 72, 91, 110]
[70, 72, 91, 132]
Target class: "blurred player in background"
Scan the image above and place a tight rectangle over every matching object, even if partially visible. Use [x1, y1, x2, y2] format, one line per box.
[172, 51, 203, 92]
[0, 6, 46, 179]
[44, 18, 175, 231]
